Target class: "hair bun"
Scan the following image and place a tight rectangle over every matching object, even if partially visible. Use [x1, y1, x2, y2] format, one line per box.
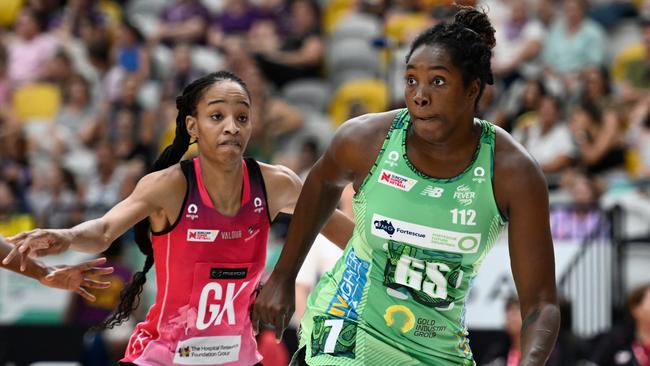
[454, 6, 496, 50]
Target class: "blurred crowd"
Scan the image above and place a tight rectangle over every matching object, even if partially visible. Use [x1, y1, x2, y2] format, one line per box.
[1, 0, 650, 364]
[1, 0, 650, 241]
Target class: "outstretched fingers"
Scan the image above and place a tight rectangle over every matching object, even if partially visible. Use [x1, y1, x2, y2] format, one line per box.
[76, 287, 96, 302]
[1, 245, 21, 266]
[83, 278, 111, 289]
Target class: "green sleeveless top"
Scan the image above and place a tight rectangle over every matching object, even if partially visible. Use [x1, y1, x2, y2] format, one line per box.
[298, 110, 506, 365]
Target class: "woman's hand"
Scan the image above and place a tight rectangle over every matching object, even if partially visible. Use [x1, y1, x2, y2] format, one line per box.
[2, 229, 73, 270]
[40, 257, 114, 302]
[252, 272, 296, 342]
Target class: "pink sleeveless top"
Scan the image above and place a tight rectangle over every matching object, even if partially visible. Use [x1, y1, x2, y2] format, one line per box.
[122, 157, 270, 366]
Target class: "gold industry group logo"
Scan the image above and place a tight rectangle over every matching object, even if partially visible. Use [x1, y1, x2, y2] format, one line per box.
[384, 305, 415, 333]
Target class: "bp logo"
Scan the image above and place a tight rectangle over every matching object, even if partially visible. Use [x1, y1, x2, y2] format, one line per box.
[384, 305, 415, 333]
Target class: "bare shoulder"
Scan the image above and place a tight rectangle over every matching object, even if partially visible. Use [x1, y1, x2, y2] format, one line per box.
[135, 163, 186, 203]
[493, 125, 548, 215]
[258, 162, 303, 218]
[258, 162, 302, 188]
[328, 109, 401, 179]
[493, 126, 539, 176]
[333, 110, 400, 150]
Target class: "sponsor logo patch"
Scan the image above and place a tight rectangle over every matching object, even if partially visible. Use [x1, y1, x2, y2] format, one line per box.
[326, 248, 369, 320]
[187, 230, 219, 242]
[210, 268, 247, 280]
[384, 305, 415, 333]
[420, 185, 444, 198]
[220, 230, 242, 240]
[186, 203, 199, 220]
[413, 318, 447, 338]
[453, 184, 476, 206]
[173, 336, 241, 365]
[371, 214, 481, 254]
[384, 150, 400, 167]
[253, 197, 264, 214]
[377, 169, 417, 192]
[472, 167, 486, 184]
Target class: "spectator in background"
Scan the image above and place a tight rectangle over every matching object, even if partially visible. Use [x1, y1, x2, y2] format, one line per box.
[53, 73, 100, 179]
[7, 7, 59, 85]
[480, 296, 522, 366]
[512, 95, 576, 182]
[295, 138, 321, 179]
[0, 129, 31, 211]
[577, 65, 616, 110]
[48, 0, 107, 40]
[491, 0, 545, 88]
[27, 162, 81, 229]
[239, 66, 305, 162]
[64, 238, 135, 366]
[628, 104, 650, 178]
[112, 107, 152, 168]
[81, 141, 129, 221]
[542, 0, 606, 92]
[207, 0, 264, 50]
[55, 73, 98, 148]
[0, 42, 10, 109]
[548, 299, 591, 366]
[25, 0, 61, 26]
[257, 0, 292, 36]
[0, 180, 34, 237]
[114, 20, 150, 82]
[162, 43, 202, 98]
[252, 0, 324, 88]
[551, 171, 606, 241]
[592, 284, 650, 366]
[535, 0, 557, 29]
[494, 77, 548, 132]
[86, 36, 124, 104]
[589, 0, 638, 30]
[150, 0, 210, 47]
[104, 75, 155, 152]
[616, 17, 650, 106]
[569, 101, 628, 182]
[38, 48, 74, 89]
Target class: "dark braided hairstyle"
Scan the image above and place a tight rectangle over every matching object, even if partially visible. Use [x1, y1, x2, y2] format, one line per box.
[100, 70, 251, 329]
[405, 5, 496, 108]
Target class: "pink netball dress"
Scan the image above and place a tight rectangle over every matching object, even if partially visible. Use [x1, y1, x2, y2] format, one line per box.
[121, 157, 270, 366]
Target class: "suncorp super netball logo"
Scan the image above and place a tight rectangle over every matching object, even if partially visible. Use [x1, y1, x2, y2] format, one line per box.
[187, 229, 219, 242]
[378, 169, 417, 191]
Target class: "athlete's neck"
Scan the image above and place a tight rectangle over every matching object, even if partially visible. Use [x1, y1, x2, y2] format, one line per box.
[410, 117, 478, 156]
[198, 156, 243, 217]
[407, 118, 480, 178]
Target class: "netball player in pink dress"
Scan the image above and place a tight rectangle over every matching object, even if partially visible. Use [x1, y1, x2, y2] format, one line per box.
[4, 71, 353, 366]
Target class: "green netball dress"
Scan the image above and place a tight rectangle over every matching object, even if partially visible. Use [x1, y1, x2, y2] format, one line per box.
[297, 109, 507, 365]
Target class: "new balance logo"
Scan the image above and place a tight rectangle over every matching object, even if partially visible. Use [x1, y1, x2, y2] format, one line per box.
[421, 186, 444, 198]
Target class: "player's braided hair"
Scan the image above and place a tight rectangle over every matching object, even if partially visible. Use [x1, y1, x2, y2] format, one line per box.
[100, 70, 251, 329]
[405, 5, 496, 108]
